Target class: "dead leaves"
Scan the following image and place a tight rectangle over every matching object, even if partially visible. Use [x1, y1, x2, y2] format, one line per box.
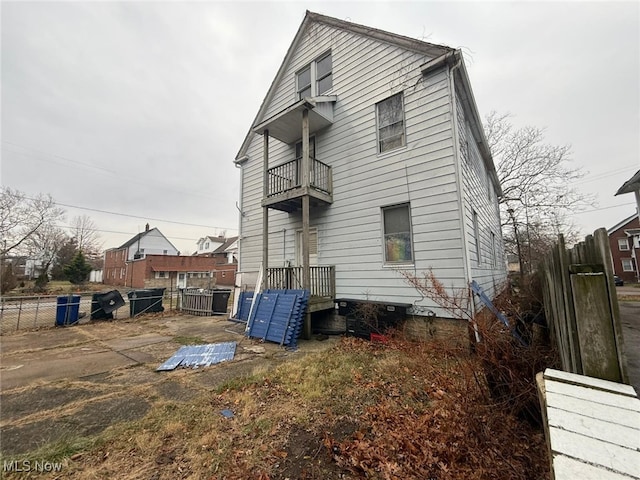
[325, 338, 550, 480]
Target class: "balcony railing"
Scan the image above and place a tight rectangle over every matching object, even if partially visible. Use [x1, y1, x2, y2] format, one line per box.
[267, 156, 332, 198]
[266, 266, 335, 298]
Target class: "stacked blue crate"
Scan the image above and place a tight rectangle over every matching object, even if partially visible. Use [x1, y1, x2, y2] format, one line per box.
[247, 290, 309, 347]
[230, 291, 254, 323]
[263, 289, 309, 348]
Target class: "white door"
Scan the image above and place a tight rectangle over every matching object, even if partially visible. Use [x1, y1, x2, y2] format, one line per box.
[177, 272, 186, 288]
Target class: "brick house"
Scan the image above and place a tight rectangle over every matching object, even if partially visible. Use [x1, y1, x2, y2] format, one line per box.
[126, 254, 224, 290]
[608, 213, 640, 283]
[104, 226, 237, 289]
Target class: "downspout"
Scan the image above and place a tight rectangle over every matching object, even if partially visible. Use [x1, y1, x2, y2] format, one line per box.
[447, 51, 478, 336]
[234, 155, 248, 280]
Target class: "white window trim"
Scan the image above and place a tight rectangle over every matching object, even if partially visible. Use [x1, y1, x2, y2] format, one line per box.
[618, 238, 630, 251]
[621, 258, 634, 272]
[375, 92, 406, 155]
[381, 203, 414, 266]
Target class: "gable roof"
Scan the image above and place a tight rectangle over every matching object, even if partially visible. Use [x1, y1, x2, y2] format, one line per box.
[234, 10, 453, 162]
[212, 236, 239, 254]
[117, 227, 179, 252]
[197, 235, 226, 245]
[608, 213, 640, 234]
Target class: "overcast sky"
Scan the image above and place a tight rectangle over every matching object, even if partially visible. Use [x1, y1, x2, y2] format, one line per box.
[2, 1, 638, 255]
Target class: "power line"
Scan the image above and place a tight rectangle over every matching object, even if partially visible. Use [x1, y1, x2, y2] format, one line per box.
[20, 195, 237, 232]
[55, 223, 201, 242]
[573, 164, 639, 186]
[572, 202, 636, 215]
[2, 140, 232, 202]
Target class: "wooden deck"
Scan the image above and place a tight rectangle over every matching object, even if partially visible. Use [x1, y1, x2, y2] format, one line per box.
[537, 368, 640, 479]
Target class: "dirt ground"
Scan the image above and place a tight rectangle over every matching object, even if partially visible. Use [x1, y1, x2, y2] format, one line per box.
[0, 312, 340, 457]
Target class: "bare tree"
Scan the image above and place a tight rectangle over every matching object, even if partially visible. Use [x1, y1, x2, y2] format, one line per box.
[25, 223, 68, 282]
[485, 112, 594, 272]
[0, 187, 65, 255]
[70, 215, 102, 256]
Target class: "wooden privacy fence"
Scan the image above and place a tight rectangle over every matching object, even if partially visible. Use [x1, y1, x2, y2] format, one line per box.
[179, 288, 231, 316]
[541, 228, 628, 383]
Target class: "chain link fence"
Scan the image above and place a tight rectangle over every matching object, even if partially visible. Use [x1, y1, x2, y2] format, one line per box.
[0, 290, 179, 335]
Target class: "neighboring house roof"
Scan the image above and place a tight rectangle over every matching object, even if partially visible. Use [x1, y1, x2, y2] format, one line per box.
[615, 169, 640, 196]
[608, 213, 640, 234]
[117, 227, 179, 252]
[233, 10, 501, 196]
[197, 235, 226, 244]
[213, 236, 239, 255]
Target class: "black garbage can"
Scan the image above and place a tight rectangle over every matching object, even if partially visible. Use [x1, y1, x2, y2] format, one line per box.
[128, 288, 165, 317]
[212, 289, 231, 314]
[91, 290, 125, 320]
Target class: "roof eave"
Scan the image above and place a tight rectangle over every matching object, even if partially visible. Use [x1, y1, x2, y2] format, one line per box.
[615, 169, 640, 195]
[452, 54, 503, 197]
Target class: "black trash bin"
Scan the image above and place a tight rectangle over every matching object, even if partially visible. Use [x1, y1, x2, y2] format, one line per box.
[211, 289, 231, 315]
[128, 288, 165, 317]
[91, 290, 125, 320]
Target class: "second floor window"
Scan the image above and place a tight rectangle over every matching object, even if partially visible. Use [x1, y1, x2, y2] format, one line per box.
[316, 52, 332, 94]
[376, 93, 405, 153]
[296, 52, 332, 99]
[618, 238, 629, 251]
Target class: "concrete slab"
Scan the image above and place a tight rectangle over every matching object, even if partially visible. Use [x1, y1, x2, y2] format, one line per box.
[620, 301, 640, 394]
[101, 333, 173, 352]
[1, 349, 138, 390]
[0, 327, 90, 354]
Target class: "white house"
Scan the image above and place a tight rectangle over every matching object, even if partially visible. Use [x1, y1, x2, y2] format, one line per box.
[195, 235, 227, 256]
[234, 12, 507, 327]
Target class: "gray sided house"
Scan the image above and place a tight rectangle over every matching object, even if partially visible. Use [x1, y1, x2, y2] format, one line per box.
[234, 12, 507, 327]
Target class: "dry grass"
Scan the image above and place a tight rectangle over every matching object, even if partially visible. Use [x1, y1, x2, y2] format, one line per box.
[4, 332, 552, 480]
[617, 294, 640, 302]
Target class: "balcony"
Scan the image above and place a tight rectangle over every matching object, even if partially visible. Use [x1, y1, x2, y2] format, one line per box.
[263, 156, 333, 213]
[266, 266, 335, 312]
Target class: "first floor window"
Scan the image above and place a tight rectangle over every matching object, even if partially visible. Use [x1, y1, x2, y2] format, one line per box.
[383, 204, 413, 263]
[622, 258, 634, 272]
[618, 238, 630, 251]
[376, 93, 405, 153]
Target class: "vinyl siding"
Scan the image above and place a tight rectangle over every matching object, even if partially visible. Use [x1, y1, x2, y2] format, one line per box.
[455, 90, 507, 300]
[238, 22, 494, 318]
